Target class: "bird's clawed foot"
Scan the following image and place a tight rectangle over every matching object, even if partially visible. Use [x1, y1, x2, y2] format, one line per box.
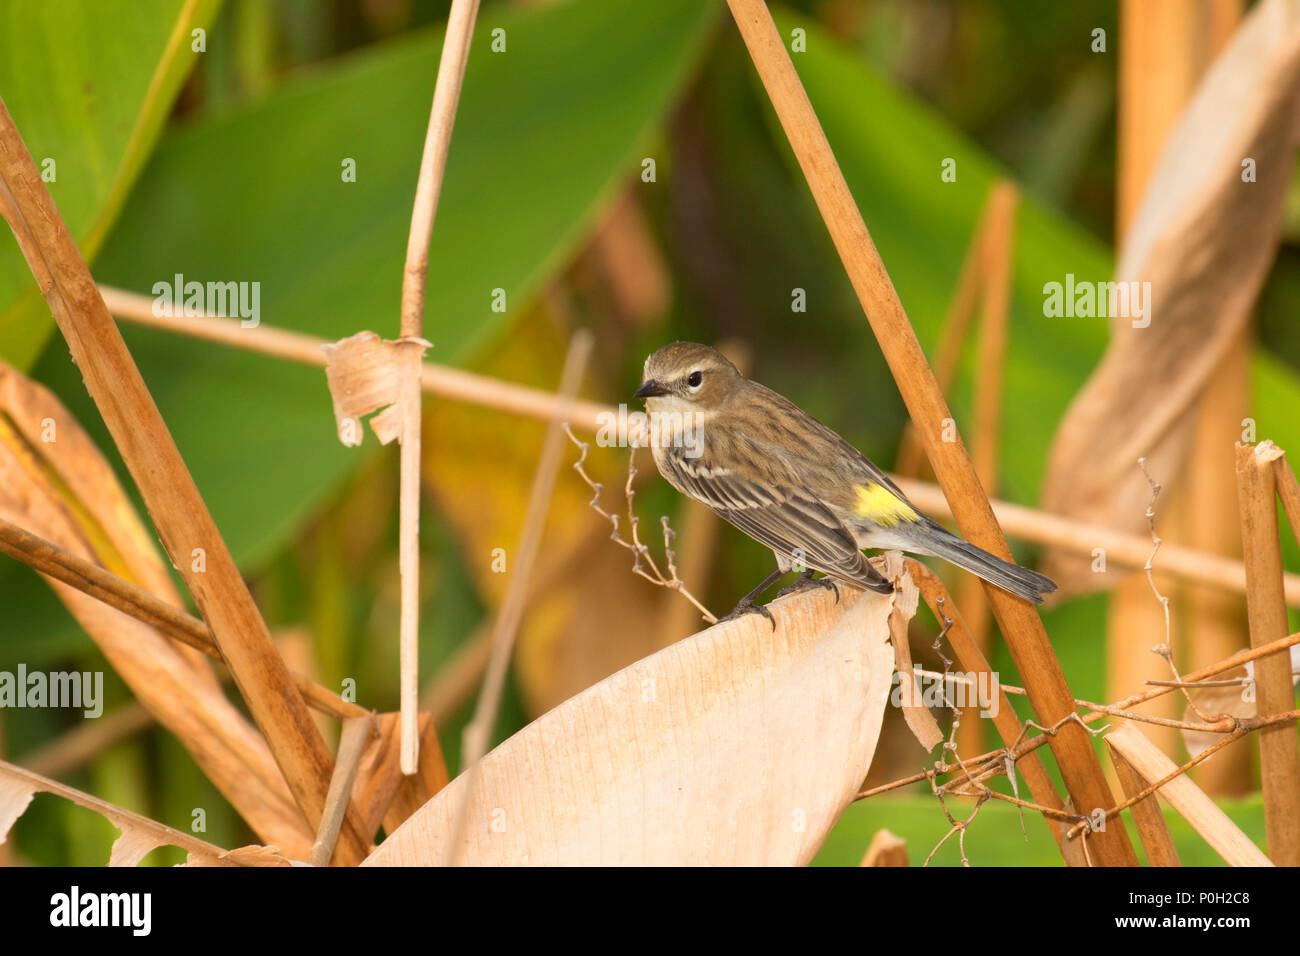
[775, 569, 840, 603]
[719, 595, 776, 630]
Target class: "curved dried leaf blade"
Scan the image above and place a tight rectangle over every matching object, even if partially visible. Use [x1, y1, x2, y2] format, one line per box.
[0, 759, 238, 866]
[1041, 0, 1300, 592]
[365, 584, 904, 866]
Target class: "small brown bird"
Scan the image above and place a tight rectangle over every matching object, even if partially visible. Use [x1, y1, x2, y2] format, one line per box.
[634, 342, 1056, 624]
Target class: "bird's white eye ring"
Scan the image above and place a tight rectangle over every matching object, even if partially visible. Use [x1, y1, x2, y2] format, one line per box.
[687, 370, 703, 389]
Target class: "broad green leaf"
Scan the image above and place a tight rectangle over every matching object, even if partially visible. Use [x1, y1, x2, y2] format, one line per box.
[0, 0, 222, 368]
[31, 0, 716, 569]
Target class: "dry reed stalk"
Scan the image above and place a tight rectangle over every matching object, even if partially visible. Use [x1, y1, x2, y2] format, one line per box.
[1108, 743, 1182, 866]
[0, 100, 368, 864]
[311, 715, 375, 866]
[1234, 441, 1300, 865]
[1104, 723, 1271, 867]
[97, 288, 1300, 607]
[1184, 332, 1252, 794]
[394, 0, 481, 774]
[0, 517, 366, 721]
[1107, 0, 1238, 761]
[1276, 450, 1300, 546]
[1117, 0, 1235, 236]
[724, 0, 1135, 864]
[955, 182, 1018, 759]
[893, 185, 996, 478]
[446, 331, 592, 863]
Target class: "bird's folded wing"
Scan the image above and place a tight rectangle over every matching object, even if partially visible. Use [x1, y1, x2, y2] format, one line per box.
[662, 454, 890, 591]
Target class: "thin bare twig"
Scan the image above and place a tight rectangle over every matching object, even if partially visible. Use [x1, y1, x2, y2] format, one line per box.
[564, 425, 717, 624]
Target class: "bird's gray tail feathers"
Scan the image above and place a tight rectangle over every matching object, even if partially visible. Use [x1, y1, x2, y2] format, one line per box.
[917, 523, 1058, 605]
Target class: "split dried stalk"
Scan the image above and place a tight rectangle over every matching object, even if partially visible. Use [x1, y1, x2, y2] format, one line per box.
[724, 0, 1134, 865]
[0, 99, 368, 864]
[448, 331, 592, 864]
[1103, 723, 1271, 867]
[1234, 440, 1300, 865]
[395, 0, 481, 774]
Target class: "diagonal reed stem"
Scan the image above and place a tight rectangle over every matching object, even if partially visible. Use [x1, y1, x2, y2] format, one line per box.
[723, 0, 1135, 864]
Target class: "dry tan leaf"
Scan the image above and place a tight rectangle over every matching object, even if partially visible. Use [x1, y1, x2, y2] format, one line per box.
[108, 829, 165, 868]
[364, 582, 905, 866]
[0, 776, 37, 846]
[0, 360, 313, 856]
[1041, 0, 1300, 593]
[884, 554, 943, 752]
[322, 331, 430, 446]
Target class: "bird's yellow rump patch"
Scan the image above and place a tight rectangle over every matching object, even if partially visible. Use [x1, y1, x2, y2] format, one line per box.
[854, 483, 918, 526]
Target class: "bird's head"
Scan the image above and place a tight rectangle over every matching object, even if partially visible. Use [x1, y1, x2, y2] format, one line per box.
[634, 342, 741, 413]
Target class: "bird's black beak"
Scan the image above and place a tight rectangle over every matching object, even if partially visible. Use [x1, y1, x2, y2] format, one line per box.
[634, 380, 669, 399]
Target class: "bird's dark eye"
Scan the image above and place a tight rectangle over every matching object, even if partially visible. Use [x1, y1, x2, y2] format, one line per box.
[687, 370, 703, 388]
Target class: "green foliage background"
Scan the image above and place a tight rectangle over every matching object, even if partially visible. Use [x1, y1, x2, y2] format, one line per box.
[0, 0, 1294, 865]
